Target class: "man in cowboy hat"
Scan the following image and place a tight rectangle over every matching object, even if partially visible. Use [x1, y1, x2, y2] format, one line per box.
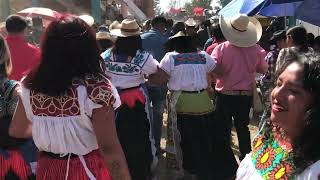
[210, 14, 268, 179]
[185, 18, 202, 50]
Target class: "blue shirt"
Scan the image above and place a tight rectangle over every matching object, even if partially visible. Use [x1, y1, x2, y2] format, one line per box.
[203, 38, 214, 51]
[141, 29, 168, 62]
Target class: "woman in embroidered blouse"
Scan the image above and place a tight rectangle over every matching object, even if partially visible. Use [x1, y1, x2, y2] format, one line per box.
[102, 19, 160, 180]
[8, 16, 131, 180]
[149, 31, 221, 180]
[236, 50, 320, 179]
[0, 36, 37, 179]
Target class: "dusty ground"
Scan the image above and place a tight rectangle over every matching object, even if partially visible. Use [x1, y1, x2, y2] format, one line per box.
[154, 111, 261, 180]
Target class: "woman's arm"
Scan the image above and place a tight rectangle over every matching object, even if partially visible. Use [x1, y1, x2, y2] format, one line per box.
[92, 105, 131, 180]
[147, 67, 170, 85]
[9, 94, 32, 139]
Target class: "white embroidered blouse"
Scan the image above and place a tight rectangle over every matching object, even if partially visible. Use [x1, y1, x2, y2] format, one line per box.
[237, 154, 320, 180]
[19, 75, 121, 155]
[101, 49, 159, 89]
[159, 51, 216, 91]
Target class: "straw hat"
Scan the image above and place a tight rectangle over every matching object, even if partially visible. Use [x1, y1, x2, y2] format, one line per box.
[270, 29, 286, 43]
[96, 31, 114, 41]
[109, 19, 141, 37]
[169, 31, 187, 40]
[105, 20, 112, 26]
[79, 14, 95, 26]
[185, 18, 197, 27]
[219, 14, 262, 47]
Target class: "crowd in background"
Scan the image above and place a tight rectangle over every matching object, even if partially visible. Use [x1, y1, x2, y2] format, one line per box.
[0, 12, 320, 180]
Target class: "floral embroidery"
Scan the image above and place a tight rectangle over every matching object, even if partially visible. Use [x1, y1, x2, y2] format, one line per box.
[132, 50, 149, 66]
[106, 63, 140, 73]
[269, 162, 293, 180]
[104, 50, 149, 75]
[251, 134, 296, 180]
[256, 147, 276, 170]
[173, 53, 206, 66]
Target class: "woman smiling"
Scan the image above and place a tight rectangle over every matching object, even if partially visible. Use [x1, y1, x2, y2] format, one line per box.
[236, 50, 320, 179]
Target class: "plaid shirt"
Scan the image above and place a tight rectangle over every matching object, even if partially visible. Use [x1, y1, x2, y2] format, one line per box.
[262, 46, 279, 84]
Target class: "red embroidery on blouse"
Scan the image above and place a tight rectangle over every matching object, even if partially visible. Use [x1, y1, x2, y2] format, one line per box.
[30, 87, 80, 117]
[30, 75, 115, 117]
[85, 75, 115, 106]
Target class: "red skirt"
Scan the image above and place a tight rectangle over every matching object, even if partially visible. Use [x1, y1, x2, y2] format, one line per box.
[0, 149, 33, 179]
[36, 150, 112, 180]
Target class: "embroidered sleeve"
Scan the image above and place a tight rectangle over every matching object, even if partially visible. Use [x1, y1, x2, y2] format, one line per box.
[85, 75, 116, 107]
[159, 53, 172, 75]
[141, 54, 159, 75]
[204, 52, 216, 72]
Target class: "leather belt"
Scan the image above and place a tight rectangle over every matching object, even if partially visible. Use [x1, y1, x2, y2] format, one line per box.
[220, 90, 252, 96]
[42, 151, 78, 159]
[182, 89, 205, 93]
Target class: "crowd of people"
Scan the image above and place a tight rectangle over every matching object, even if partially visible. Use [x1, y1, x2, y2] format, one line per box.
[0, 11, 320, 180]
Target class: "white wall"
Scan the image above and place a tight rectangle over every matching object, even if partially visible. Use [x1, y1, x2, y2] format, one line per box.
[297, 20, 320, 36]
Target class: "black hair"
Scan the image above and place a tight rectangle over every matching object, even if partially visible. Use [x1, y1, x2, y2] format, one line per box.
[151, 16, 167, 28]
[171, 36, 197, 53]
[166, 19, 174, 29]
[210, 24, 225, 42]
[265, 50, 320, 173]
[306, 33, 315, 47]
[172, 22, 186, 35]
[287, 26, 308, 53]
[5, 15, 28, 33]
[0, 36, 12, 76]
[97, 39, 113, 53]
[23, 16, 103, 96]
[113, 35, 142, 57]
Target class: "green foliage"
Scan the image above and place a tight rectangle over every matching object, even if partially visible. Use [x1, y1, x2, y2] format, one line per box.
[183, 0, 212, 15]
[219, 0, 232, 7]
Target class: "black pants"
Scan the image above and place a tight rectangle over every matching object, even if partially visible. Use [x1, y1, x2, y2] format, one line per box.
[212, 93, 252, 179]
[177, 113, 213, 180]
[116, 102, 153, 180]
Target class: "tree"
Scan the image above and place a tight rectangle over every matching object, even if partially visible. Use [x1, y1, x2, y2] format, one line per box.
[154, 0, 162, 15]
[0, 0, 10, 21]
[219, 0, 232, 7]
[183, 0, 212, 15]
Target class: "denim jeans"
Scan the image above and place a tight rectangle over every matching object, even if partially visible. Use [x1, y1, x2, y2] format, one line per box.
[147, 86, 167, 152]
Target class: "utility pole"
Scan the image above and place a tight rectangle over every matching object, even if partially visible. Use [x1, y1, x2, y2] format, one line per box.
[91, 0, 101, 24]
[0, 0, 10, 22]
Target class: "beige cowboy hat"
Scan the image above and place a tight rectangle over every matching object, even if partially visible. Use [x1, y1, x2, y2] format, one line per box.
[109, 19, 141, 37]
[96, 31, 115, 41]
[169, 31, 187, 40]
[105, 20, 112, 26]
[185, 18, 197, 27]
[220, 14, 262, 47]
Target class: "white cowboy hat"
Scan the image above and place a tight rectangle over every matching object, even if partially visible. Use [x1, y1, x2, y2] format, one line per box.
[109, 19, 141, 37]
[185, 18, 197, 27]
[220, 14, 262, 47]
[79, 14, 95, 26]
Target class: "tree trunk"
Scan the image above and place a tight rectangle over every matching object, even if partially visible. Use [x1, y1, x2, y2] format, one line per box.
[0, 0, 11, 21]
